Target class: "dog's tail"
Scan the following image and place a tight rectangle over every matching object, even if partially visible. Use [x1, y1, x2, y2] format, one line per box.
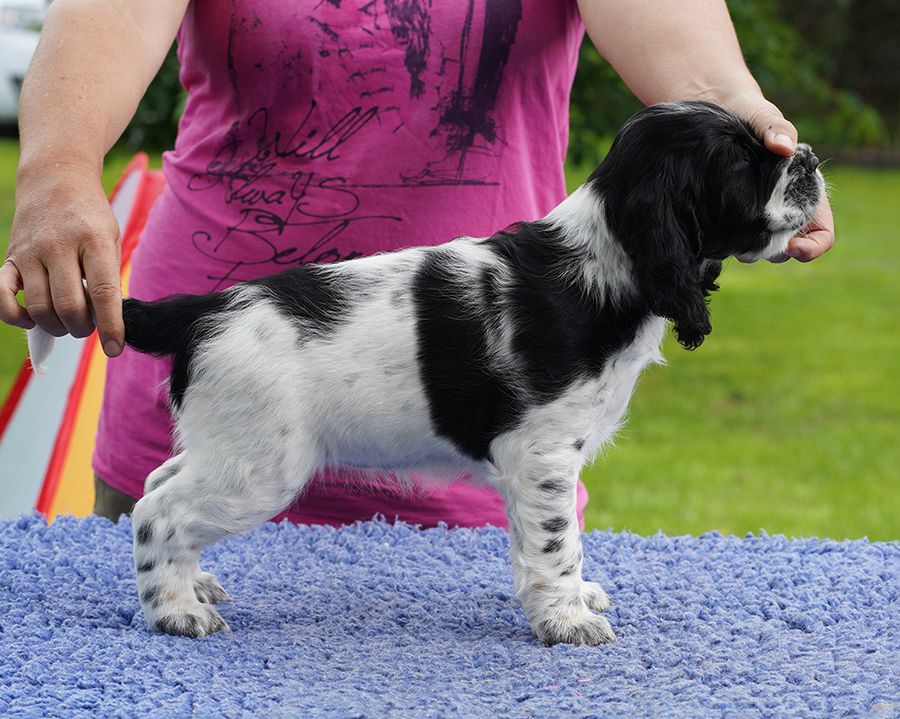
[123, 293, 228, 357]
[124, 292, 235, 410]
[26, 292, 229, 375]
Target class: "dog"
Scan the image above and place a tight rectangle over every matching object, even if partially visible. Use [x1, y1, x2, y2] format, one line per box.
[28, 101, 824, 645]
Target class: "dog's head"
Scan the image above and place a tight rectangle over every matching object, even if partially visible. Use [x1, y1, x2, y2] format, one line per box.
[590, 101, 824, 349]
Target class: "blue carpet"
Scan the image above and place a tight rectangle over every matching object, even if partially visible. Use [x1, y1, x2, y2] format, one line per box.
[0, 515, 897, 718]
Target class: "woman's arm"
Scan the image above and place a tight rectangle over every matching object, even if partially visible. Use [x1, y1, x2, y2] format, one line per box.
[0, 0, 189, 355]
[576, 0, 834, 261]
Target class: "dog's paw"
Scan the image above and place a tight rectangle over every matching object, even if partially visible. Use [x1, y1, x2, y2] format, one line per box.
[151, 602, 230, 638]
[580, 581, 611, 612]
[193, 571, 229, 604]
[535, 610, 616, 646]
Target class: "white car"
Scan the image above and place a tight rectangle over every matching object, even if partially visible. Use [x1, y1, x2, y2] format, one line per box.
[0, 1, 45, 125]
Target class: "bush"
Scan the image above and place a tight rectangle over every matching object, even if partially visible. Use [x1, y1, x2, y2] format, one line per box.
[119, 46, 184, 152]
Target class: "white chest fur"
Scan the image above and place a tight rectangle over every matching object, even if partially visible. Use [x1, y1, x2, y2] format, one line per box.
[486, 315, 667, 477]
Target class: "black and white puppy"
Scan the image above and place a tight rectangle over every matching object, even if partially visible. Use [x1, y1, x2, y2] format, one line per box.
[29, 101, 825, 645]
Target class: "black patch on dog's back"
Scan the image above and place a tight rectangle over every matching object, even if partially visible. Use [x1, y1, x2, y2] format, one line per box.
[250, 264, 350, 334]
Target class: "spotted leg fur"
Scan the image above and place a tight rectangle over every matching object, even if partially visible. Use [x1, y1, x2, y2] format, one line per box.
[138, 453, 229, 612]
[132, 452, 310, 637]
[492, 447, 616, 646]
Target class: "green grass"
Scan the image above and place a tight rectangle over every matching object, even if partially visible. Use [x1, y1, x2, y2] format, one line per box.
[1, 138, 897, 540]
[0, 140, 21, 391]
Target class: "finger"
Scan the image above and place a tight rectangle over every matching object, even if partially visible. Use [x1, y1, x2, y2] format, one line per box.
[0, 260, 36, 329]
[761, 117, 798, 157]
[82, 245, 124, 356]
[787, 230, 833, 262]
[787, 197, 835, 262]
[724, 94, 798, 157]
[21, 262, 68, 337]
[47, 255, 94, 338]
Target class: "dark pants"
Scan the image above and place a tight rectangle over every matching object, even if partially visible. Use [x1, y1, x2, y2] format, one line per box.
[93, 475, 138, 521]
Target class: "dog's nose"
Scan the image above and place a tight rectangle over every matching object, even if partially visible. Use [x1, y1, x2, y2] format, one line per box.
[796, 145, 819, 172]
[806, 151, 820, 172]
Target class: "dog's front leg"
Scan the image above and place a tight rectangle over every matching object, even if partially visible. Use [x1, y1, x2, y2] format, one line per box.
[493, 452, 615, 646]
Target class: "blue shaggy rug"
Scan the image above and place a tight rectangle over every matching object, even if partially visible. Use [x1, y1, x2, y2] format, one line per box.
[0, 515, 897, 718]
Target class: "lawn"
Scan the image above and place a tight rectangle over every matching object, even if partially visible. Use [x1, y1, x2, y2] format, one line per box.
[1, 137, 898, 540]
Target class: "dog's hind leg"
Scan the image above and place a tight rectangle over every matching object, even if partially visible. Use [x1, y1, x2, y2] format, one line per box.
[490, 446, 615, 647]
[140, 453, 227, 607]
[131, 448, 318, 637]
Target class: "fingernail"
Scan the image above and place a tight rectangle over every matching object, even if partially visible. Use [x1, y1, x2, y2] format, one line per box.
[774, 133, 795, 151]
[103, 339, 122, 356]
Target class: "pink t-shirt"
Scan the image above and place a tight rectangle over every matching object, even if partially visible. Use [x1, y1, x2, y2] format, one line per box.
[94, 0, 589, 529]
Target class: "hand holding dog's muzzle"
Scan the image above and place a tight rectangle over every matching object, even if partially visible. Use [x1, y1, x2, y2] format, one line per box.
[721, 94, 835, 264]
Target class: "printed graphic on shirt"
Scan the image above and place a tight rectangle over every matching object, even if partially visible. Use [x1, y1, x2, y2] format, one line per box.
[409, 0, 522, 185]
[185, 0, 524, 289]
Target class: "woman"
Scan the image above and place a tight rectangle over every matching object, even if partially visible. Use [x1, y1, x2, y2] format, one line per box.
[0, 0, 834, 528]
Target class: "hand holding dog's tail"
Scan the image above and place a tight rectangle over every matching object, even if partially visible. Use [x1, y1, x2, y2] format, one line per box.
[28, 293, 225, 373]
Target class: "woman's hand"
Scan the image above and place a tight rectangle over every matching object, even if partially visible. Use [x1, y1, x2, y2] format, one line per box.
[0, 0, 190, 357]
[0, 164, 124, 356]
[719, 92, 835, 262]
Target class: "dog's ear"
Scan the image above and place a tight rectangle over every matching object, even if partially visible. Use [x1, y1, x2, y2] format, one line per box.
[627, 196, 713, 351]
[589, 106, 725, 349]
[701, 260, 723, 296]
